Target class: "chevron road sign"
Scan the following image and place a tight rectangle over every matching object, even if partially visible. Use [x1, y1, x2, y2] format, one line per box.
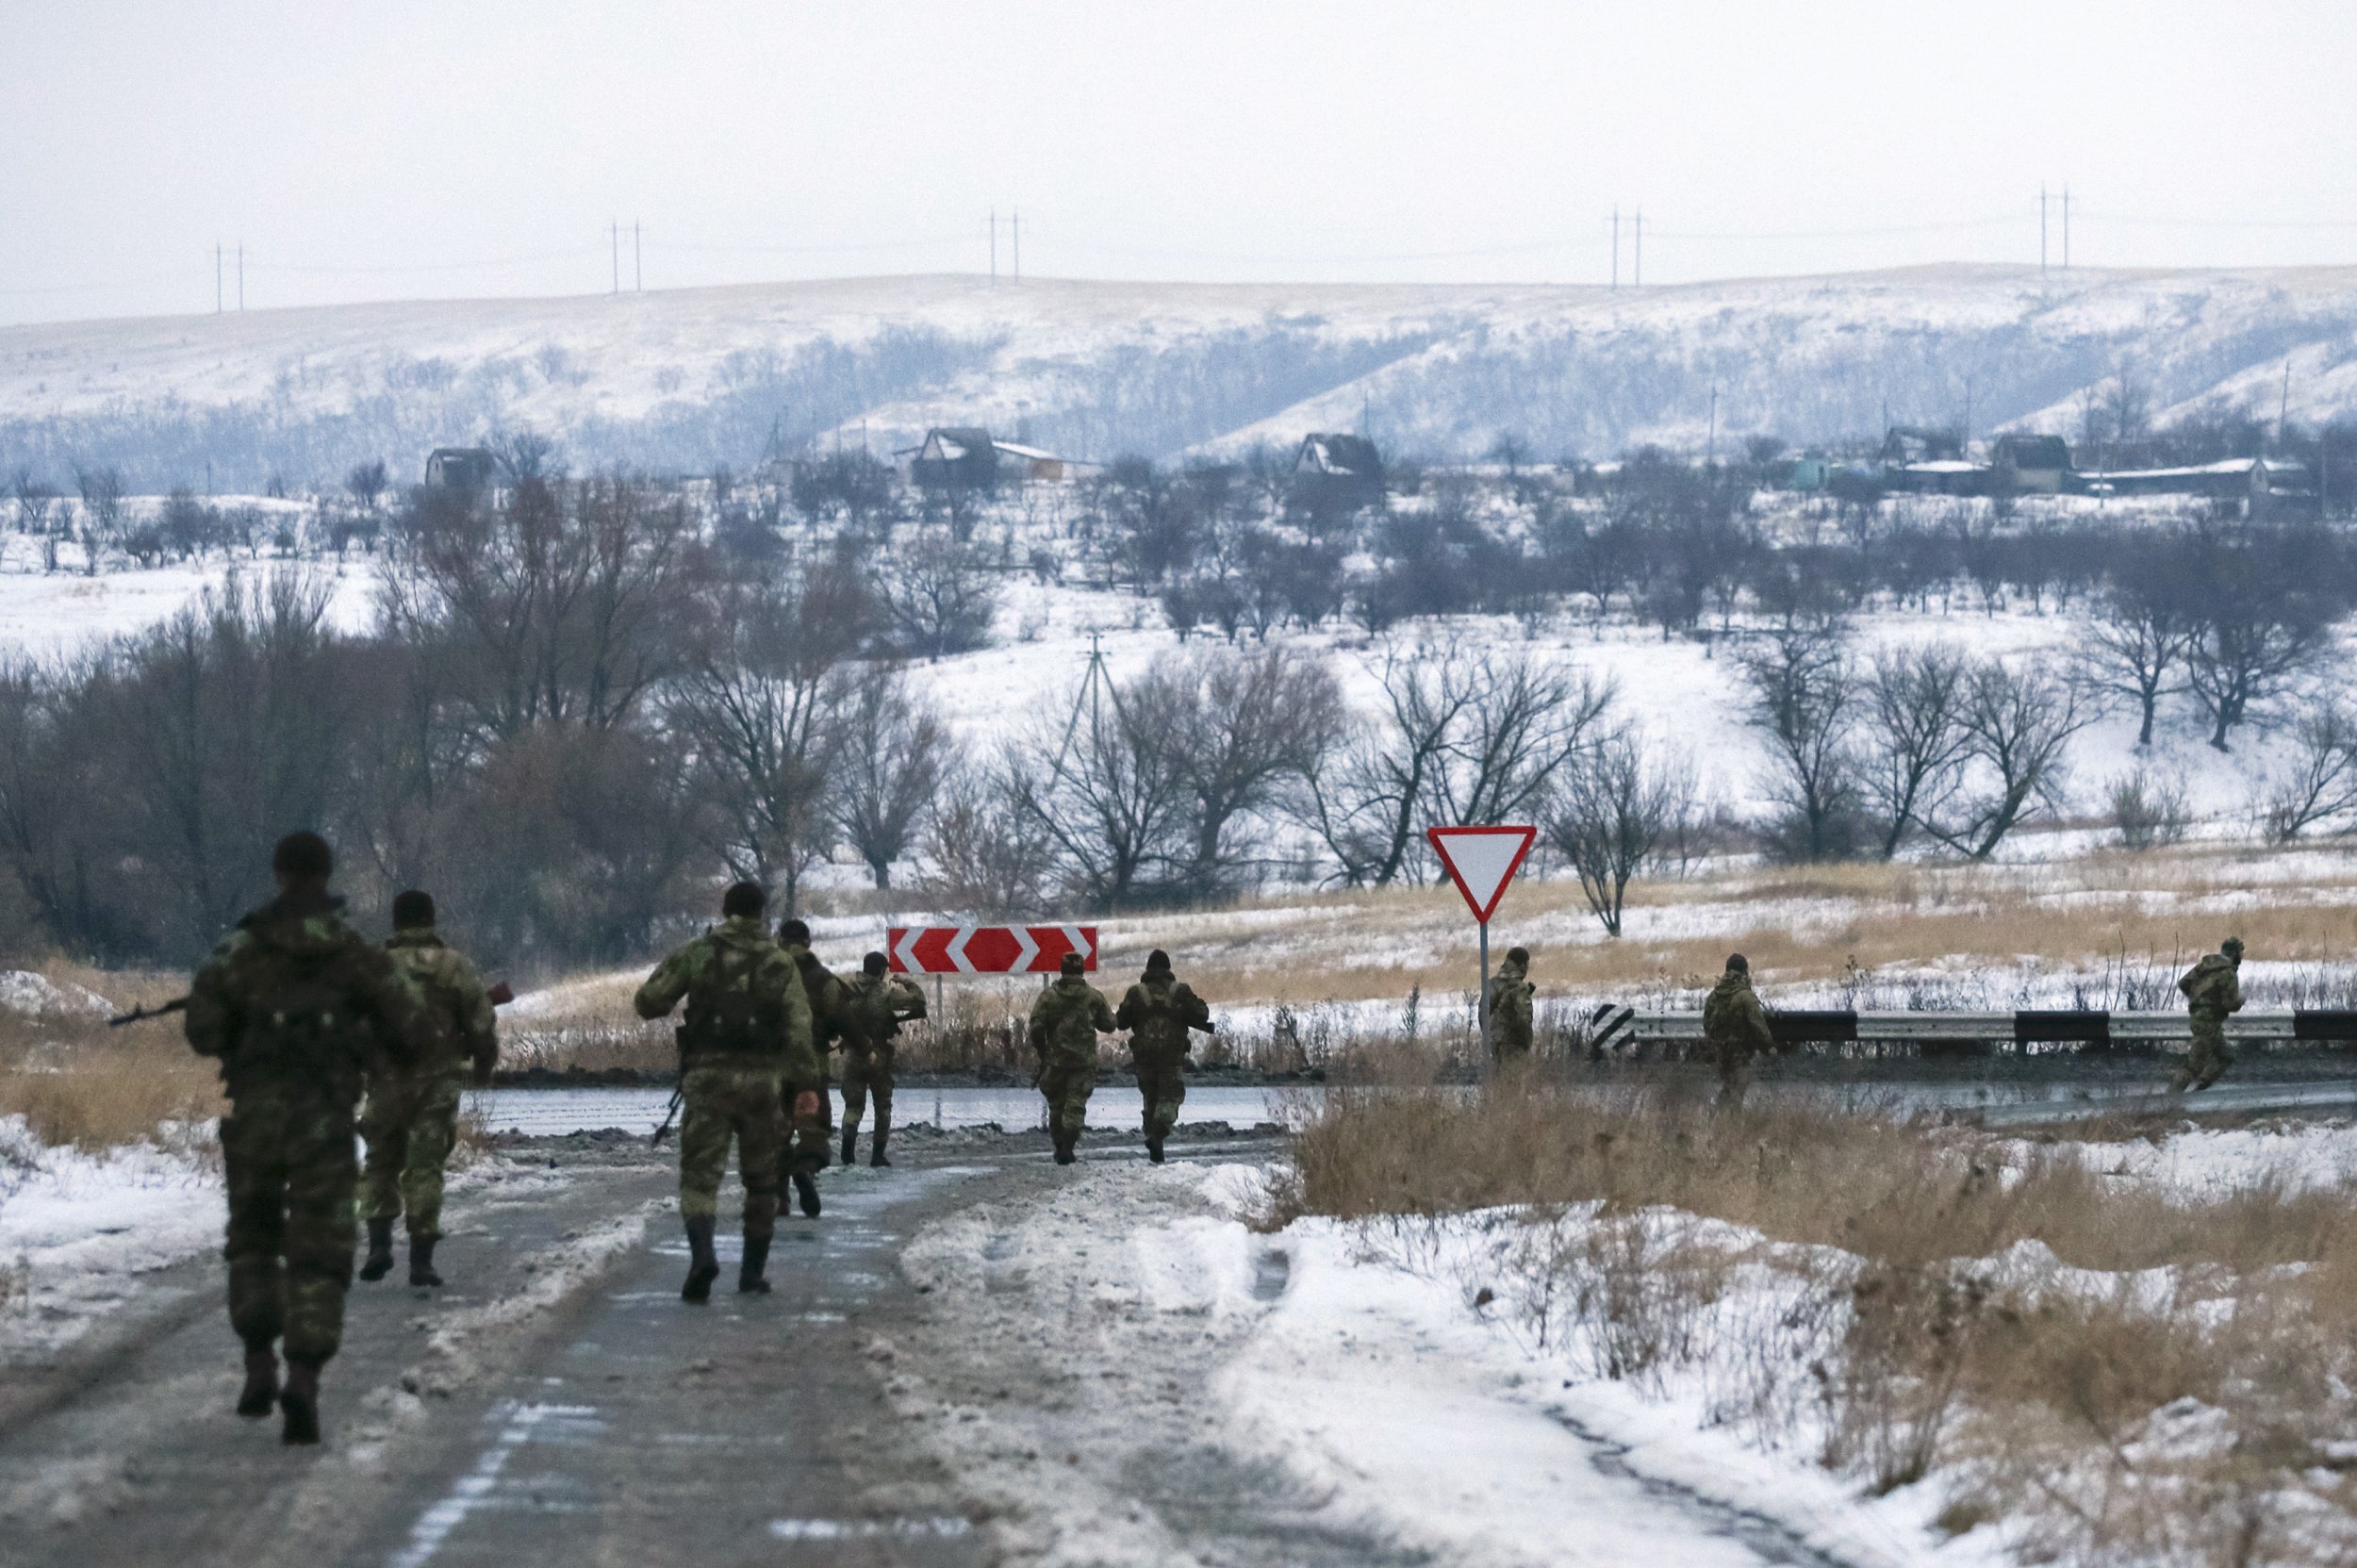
[885, 925, 1098, 975]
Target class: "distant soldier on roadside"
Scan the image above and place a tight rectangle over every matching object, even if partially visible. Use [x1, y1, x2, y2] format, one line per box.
[2171, 936, 2246, 1094]
[1486, 946, 1537, 1063]
[1701, 952, 1775, 1110]
[359, 891, 498, 1290]
[634, 883, 816, 1301]
[776, 917, 848, 1215]
[1113, 949, 1213, 1164]
[1031, 951, 1117, 1164]
[839, 951, 926, 1167]
[183, 832, 437, 1445]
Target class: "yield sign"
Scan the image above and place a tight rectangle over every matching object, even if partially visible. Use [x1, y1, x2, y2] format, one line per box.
[1426, 825, 1537, 924]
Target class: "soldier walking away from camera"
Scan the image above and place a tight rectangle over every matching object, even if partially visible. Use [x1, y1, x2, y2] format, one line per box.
[2171, 936, 2246, 1094]
[776, 918, 847, 1214]
[840, 952, 926, 1167]
[1486, 946, 1537, 1063]
[184, 832, 437, 1445]
[359, 891, 497, 1290]
[1702, 953, 1775, 1111]
[1113, 949, 1212, 1164]
[634, 883, 815, 1301]
[1031, 951, 1116, 1164]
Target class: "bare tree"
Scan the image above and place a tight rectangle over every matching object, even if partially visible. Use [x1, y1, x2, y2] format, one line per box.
[1301, 641, 1615, 886]
[2081, 541, 2200, 748]
[1857, 644, 1970, 858]
[881, 534, 998, 660]
[10, 469, 54, 536]
[1156, 644, 1344, 896]
[1920, 661, 2086, 860]
[834, 666, 955, 889]
[74, 464, 124, 574]
[1546, 730, 1697, 935]
[1739, 623, 1860, 861]
[1005, 668, 1193, 910]
[920, 767, 1057, 919]
[2260, 700, 2357, 842]
[346, 459, 390, 512]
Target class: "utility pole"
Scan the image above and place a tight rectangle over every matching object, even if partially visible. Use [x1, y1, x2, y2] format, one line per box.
[215, 242, 223, 313]
[1633, 207, 1642, 287]
[990, 208, 997, 281]
[2039, 185, 2048, 272]
[2280, 357, 2294, 447]
[634, 221, 642, 290]
[1610, 206, 1619, 289]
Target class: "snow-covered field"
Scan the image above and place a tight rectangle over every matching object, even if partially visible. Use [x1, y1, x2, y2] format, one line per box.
[8, 264, 2357, 486]
[891, 1120, 2357, 1567]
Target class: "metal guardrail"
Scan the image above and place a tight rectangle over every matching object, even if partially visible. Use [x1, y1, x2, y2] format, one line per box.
[1586, 1007, 2357, 1055]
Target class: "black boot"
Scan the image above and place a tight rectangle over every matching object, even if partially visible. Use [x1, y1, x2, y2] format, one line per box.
[408, 1235, 442, 1288]
[738, 1232, 772, 1294]
[1053, 1130, 1076, 1165]
[237, 1346, 279, 1417]
[280, 1358, 321, 1445]
[793, 1168, 822, 1218]
[870, 1112, 892, 1168]
[1146, 1131, 1165, 1164]
[681, 1216, 720, 1304]
[358, 1215, 395, 1282]
[840, 1124, 859, 1168]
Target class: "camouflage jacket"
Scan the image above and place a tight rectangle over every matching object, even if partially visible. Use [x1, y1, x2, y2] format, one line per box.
[1702, 973, 1775, 1055]
[1115, 974, 1211, 1057]
[842, 970, 926, 1049]
[634, 916, 816, 1081]
[1485, 961, 1535, 1044]
[2179, 954, 2245, 1019]
[1030, 975, 1116, 1069]
[386, 928, 498, 1079]
[185, 891, 437, 1102]
[783, 944, 852, 1051]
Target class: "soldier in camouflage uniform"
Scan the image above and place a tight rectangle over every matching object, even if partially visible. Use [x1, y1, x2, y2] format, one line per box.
[1113, 949, 1212, 1164]
[1485, 946, 1536, 1063]
[2171, 936, 2246, 1093]
[634, 883, 816, 1301]
[1701, 953, 1775, 1111]
[184, 832, 437, 1444]
[1030, 951, 1116, 1164]
[839, 952, 926, 1167]
[776, 917, 847, 1214]
[359, 890, 497, 1289]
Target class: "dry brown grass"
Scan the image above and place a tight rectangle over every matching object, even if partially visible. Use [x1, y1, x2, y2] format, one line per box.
[1279, 1084, 2357, 1563]
[0, 961, 221, 1154]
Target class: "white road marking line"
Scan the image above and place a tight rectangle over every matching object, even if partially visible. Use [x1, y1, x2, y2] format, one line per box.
[768, 1517, 973, 1541]
[386, 1401, 598, 1568]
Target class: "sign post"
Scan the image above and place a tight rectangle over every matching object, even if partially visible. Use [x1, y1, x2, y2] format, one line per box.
[1426, 825, 1538, 1078]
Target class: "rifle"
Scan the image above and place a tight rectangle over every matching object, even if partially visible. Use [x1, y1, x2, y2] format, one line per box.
[109, 998, 189, 1028]
[651, 1083, 685, 1147]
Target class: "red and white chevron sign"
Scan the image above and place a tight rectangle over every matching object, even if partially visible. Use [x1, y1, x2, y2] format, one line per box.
[886, 925, 1098, 974]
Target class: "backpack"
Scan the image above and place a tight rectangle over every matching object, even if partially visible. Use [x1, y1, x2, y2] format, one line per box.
[683, 941, 783, 1059]
[230, 936, 372, 1095]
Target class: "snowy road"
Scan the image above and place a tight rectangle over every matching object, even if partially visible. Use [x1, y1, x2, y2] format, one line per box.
[0, 1131, 1953, 1567]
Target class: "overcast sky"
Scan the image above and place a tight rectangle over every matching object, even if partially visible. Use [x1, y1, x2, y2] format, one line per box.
[5, 0, 2354, 325]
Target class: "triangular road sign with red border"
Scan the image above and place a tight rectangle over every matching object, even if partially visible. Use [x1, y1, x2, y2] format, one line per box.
[1426, 825, 1538, 924]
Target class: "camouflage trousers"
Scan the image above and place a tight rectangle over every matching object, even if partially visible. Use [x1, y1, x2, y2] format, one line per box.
[1709, 1039, 1752, 1111]
[840, 1040, 895, 1130]
[776, 1072, 832, 1180]
[2173, 1015, 2235, 1092]
[678, 1064, 782, 1241]
[221, 1089, 358, 1363]
[1039, 1057, 1096, 1141]
[361, 1070, 464, 1241]
[1129, 1047, 1186, 1139]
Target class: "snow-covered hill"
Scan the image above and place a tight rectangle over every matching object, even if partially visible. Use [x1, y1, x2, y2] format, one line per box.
[6, 265, 2357, 489]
